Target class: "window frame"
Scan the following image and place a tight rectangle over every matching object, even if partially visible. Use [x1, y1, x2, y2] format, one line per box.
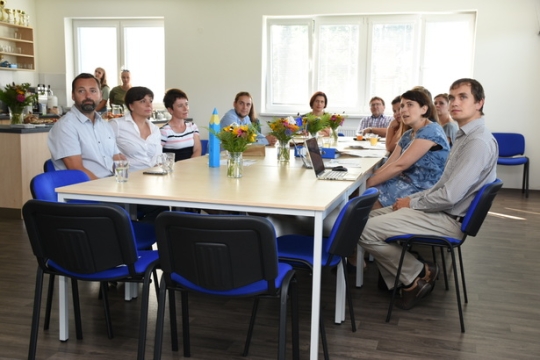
[262, 12, 476, 116]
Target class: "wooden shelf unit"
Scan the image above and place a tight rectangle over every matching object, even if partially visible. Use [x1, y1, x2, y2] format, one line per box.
[0, 22, 34, 71]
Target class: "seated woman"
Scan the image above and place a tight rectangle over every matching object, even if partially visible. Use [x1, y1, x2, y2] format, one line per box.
[304, 91, 332, 136]
[434, 93, 458, 146]
[385, 95, 411, 153]
[367, 89, 450, 209]
[160, 88, 202, 161]
[109, 86, 162, 171]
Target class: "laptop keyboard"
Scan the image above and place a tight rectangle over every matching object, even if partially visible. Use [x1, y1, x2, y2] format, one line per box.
[322, 171, 347, 180]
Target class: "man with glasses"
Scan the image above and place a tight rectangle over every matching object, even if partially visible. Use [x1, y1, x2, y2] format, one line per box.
[355, 96, 393, 137]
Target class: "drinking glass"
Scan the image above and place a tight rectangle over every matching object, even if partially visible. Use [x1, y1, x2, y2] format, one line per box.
[113, 160, 129, 182]
[164, 152, 175, 173]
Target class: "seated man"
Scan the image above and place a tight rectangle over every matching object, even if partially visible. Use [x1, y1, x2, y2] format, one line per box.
[355, 96, 393, 137]
[358, 78, 497, 310]
[48, 73, 125, 179]
[220, 91, 276, 146]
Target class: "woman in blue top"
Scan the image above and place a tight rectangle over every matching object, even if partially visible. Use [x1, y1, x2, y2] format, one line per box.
[367, 89, 449, 209]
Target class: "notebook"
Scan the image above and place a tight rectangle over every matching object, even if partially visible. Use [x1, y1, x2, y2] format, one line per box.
[305, 138, 360, 181]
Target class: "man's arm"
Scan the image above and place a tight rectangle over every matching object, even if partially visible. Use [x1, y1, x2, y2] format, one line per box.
[363, 127, 387, 137]
[62, 155, 99, 180]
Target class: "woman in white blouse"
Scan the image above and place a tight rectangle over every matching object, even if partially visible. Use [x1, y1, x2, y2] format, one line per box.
[109, 86, 162, 171]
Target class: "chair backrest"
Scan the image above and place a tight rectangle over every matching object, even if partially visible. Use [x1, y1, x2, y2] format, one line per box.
[200, 139, 208, 156]
[155, 212, 280, 293]
[22, 200, 139, 275]
[30, 170, 91, 201]
[461, 178, 503, 237]
[325, 188, 379, 260]
[43, 159, 56, 173]
[492, 133, 525, 157]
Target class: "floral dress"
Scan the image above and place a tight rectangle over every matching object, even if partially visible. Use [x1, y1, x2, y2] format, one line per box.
[377, 122, 450, 207]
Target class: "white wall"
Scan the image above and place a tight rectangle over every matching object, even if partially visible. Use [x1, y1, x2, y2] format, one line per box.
[14, 0, 540, 190]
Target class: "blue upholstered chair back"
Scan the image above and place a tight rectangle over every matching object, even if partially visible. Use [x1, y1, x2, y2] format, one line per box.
[492, 132, 525, 157]
[30, 170, 91, 202]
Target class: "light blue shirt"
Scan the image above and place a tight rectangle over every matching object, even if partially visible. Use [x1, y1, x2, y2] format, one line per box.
[220, 109, 268, 145]
[48, 106, 120, 178]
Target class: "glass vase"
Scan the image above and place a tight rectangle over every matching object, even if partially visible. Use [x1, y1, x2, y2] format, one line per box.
[277, 141, 291, 162]
[331, 128, 339, 147]
[9, 107, 24, 125]
[227, 151, 243, 178]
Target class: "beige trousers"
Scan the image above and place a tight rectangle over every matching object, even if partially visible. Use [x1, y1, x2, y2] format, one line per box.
[359, 206, 463, 289]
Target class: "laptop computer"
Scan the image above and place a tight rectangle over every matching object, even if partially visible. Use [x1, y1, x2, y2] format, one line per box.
[305, 137, 360, 181]
[291, 137, 313, 168]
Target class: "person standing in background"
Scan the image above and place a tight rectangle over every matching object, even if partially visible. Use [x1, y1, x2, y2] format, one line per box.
[94, 67, 109, 114]
[109, 69, 132, 109]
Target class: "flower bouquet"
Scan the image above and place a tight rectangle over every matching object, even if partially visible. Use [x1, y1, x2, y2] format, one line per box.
[267, 116, 300, 162]
[302, 113, 331, 137]
[0, 82, 37, 124]
[328, 113, 347, 144]
[209, 123, 257, 177]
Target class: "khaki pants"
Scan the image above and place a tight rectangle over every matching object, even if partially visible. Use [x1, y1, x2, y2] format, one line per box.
[359, 207, 463, 289]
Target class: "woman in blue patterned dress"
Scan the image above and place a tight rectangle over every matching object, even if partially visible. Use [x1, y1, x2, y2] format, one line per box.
[366, 89, 449, 209]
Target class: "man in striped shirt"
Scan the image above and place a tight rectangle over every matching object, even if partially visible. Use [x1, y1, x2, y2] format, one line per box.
[358, 78, 497, 310]
[355, 96, 393, 137]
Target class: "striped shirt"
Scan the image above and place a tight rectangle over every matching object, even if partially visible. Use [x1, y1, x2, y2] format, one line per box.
[409, 117, 498, 217]
[355, 114, 393, 133]
[161, 122, 200, 151]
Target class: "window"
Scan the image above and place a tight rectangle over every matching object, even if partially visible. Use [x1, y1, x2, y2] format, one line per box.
[263, 13, 476, 115]
[73, 19, 165, 107]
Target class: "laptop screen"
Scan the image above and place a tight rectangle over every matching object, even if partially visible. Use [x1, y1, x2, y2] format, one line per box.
[305, 138, 326, 176]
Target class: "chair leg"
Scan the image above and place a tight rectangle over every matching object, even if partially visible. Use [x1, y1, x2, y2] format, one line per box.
[153, 275, 167, 360]
[342, 258, 357, 332]
[137, 265, 156, 360]
[99, 281, 113, 339]
[290, 277, 300, 360]
[457, 247, 468, 304]
[243, 297, 260, 356]
[440, 247, 449, 290]
[386, 243, 410, 323]
[319, 311, 329, 360]
[523, 160, 529, 198]
[44, 274, 55, 330]
[71, 279, 83, 340]
[169, 290, 179, 352]
[152, 268, 160, 298]
[181, 291, 191, 357]
[449, 248, 465, 332]
[29, 267, 44, 360]
[277, 271, 295, 360]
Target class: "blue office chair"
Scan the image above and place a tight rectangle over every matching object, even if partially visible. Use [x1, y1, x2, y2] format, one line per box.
[23, 200, 159, 360]
[200, 139, 208, 155]
[29, 170, 158, 334]
[384, 179, 503, 332]
[276, 188, 379, 358]
[43, 159, 56, 172]
[492, 133, 529, 198]
[153, 212, 299, 360]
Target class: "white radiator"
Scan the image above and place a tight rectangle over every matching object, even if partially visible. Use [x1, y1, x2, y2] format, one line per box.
[339, 127, 356, 136]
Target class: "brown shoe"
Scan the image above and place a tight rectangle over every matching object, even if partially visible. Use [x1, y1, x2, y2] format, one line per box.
[422, 262, 439, 284]
[395, 278, 432, 310]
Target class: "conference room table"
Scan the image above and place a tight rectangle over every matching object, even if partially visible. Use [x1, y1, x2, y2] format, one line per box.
[55, 139, 385, 359]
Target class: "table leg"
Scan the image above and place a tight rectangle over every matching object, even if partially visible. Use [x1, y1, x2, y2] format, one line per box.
[310, 212, 323, 360]
[356, 245, 364, 287]
[334, 262, 346, 323]
[59, 275, 69, 341]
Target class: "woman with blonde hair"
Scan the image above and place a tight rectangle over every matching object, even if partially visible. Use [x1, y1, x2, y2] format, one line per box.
[94, 67, 109, 114]
[434, 93, 458, 145]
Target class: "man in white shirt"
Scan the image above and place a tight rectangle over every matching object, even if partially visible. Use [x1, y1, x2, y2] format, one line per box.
[355, 96, 393, 137]
[48, 73, 125, 179]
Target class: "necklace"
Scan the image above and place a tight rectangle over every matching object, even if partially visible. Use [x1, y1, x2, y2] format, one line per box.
[410, 118, 429, 139]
